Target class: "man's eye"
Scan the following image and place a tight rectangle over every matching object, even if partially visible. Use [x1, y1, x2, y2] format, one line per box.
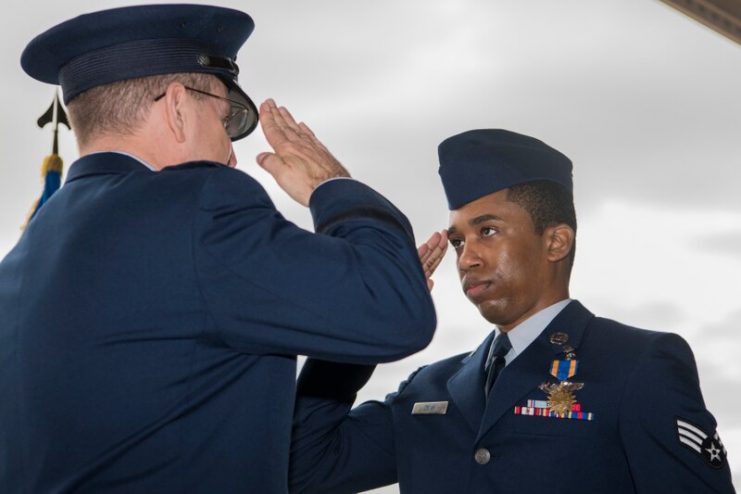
[450, 238, 463, 249]
[482, 227, 497, 237]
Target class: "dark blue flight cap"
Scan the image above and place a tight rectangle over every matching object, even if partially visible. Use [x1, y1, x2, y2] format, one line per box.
[21, 4, 258, 139]
[438, 129, 573, 210]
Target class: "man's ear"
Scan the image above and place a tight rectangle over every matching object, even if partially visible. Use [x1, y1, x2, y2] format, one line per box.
[162, 83, 189, 143]
[544, 223, 575, 263]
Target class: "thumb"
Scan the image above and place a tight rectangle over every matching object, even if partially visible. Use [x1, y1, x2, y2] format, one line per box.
[256, 152, 284, 178]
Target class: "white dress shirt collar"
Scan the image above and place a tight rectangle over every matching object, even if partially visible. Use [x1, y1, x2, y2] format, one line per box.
[496, 298, 572, 366]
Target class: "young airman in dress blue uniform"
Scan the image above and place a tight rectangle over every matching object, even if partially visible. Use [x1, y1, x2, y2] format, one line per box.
[290, 129, 735, 493]
[0, 5, 435, 492]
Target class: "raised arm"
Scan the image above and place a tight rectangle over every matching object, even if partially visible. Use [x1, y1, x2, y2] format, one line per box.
[194, 104, 439, 363]
[289, 232, 449, 492]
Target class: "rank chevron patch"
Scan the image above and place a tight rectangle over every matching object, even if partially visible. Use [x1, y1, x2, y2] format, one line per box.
[676, 418, 727, 469]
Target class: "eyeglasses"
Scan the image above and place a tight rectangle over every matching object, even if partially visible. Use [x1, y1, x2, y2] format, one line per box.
[154, 86, 252, 141]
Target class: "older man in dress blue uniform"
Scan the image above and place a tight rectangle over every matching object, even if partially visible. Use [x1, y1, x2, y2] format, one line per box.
[0, 5, 436, 493]
[290, 129, 735, 493]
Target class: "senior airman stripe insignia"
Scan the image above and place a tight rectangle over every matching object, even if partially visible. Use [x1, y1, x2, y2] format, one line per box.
[676, 418, 727, 469]
[677, 419, 705, 453]
[412, 401, 448, 415]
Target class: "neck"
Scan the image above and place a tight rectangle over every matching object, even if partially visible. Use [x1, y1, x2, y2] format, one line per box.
[497, 286, 570, 334]
[77, 125, 178, 171]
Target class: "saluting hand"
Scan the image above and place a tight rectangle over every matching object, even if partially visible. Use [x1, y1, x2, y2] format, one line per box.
[418, 230, 448, 291]
[256, 99, 350, 206]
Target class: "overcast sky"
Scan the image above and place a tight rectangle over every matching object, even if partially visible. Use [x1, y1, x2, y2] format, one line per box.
[1, 1, 740, 491]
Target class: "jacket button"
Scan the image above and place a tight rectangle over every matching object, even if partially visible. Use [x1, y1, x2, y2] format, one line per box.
[474, 447, 491, 465]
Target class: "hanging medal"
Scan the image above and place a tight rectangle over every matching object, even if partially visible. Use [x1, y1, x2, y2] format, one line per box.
[538, 332, 593, 420]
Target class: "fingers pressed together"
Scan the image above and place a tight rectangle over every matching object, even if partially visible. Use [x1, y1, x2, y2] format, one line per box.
[418, 230, 448, 290]
[255, 98, 349, 207]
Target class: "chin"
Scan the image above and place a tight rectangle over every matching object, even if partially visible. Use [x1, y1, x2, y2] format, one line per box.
[477, 301, 510, 326]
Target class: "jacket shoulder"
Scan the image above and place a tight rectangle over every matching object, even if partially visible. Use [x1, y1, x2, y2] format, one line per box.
[588, 314, 680, 347]
[389, 351, 470, 399]
[167, 163, 273, 210]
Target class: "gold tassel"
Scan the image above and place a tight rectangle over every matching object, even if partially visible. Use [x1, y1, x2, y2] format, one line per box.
[21, 153, 64, 230]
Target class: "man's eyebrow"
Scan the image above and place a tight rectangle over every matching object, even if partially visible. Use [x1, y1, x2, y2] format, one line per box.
[470, 214, 502, 226]
[448, 214, 503, 236]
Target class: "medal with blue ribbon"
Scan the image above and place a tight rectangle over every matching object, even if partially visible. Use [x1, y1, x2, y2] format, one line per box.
[513, 331, 595, 421]
[548, 333, 579, 380]
[550, 358, 579, 381]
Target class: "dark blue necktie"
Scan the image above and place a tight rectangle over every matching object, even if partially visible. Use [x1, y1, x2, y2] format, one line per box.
[484, 333, 512, 398]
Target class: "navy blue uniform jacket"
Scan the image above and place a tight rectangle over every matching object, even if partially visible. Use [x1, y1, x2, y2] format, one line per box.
[291, 301, 735, 493]
[0, 153, 435, 493]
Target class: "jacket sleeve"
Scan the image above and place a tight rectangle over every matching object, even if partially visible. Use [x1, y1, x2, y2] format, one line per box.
[290, 359, 399, 494]
[193, 168, 436, 363]
[619, 332, 735, 493]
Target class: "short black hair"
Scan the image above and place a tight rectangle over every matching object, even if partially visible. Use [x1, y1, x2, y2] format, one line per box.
[506, 180, 577, 267]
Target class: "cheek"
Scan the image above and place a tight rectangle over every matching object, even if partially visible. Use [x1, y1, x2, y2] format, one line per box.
[496, 263, 524, 296]
[488, 246, 515, 275]
[209, 124, 231, 158]
[490, 245, 536, 285]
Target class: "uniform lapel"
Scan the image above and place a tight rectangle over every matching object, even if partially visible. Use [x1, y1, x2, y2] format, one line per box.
[476, 300, 594, 441]
[446, 331, 495, 433]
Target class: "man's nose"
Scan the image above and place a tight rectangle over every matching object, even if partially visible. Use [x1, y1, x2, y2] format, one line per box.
[458, 240, 483, 272]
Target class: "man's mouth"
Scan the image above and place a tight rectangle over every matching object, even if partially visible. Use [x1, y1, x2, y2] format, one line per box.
[463, 279, 492, 302]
